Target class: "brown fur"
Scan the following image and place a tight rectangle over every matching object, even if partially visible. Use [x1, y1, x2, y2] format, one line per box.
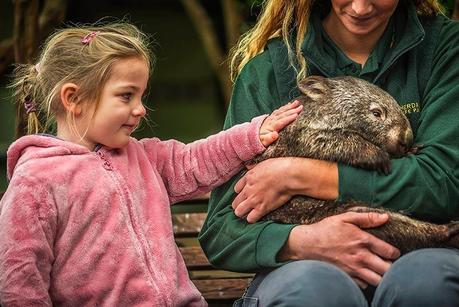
[253, 76, 459, 255]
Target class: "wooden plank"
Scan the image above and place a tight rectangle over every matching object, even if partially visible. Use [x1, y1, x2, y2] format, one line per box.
[180, 246, 211, 268]
[192, 278, 252, 300]
[173, 212, 207, 237]
[190, 270, 254, 279]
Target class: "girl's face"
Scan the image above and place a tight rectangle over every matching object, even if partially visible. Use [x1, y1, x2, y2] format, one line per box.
[82, 57, 148, 150]
[328, 0, 399, 37]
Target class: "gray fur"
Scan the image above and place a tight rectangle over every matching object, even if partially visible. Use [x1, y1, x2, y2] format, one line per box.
[254, 76, 459, 255]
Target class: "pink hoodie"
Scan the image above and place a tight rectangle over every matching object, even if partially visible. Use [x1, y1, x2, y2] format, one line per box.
[0, 115, 266, 307]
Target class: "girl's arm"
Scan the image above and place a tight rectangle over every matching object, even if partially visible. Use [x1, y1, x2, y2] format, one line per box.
[0, 177, 56, 306]
[141, 102, 301, 204]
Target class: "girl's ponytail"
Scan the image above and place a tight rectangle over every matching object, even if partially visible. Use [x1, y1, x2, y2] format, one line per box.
[11, 63, 42, 135]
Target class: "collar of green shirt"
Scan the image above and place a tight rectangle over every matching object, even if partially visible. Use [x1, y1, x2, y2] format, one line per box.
[301, 0, 425, 83]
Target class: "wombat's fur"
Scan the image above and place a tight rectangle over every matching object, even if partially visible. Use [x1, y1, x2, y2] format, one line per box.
[254, 75, 459, 255]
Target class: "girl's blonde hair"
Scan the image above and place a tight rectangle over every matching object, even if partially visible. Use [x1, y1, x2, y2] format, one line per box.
[11, 21, 153, 135]
[230, 0, 444, 82]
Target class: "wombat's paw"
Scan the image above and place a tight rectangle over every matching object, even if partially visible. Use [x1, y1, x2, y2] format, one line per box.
[447, 221, 459, 248]
[368, 152, 391, 175]
[407, 144, 424, 155]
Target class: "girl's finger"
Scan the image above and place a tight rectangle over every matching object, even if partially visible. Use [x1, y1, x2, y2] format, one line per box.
[260, 131, 279, 146]
[272, 113, 300, 131]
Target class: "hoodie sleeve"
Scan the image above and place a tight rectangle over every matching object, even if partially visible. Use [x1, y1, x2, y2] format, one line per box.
[0, 175, 56, 306]
[141, 115, 267, 204]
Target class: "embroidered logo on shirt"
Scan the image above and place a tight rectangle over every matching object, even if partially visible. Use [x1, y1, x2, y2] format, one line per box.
[401, 102, 420, 115]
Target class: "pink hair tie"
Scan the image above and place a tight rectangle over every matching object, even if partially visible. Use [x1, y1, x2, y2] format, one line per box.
[81, 31, 99, 44]
[24, 100, 37, 114]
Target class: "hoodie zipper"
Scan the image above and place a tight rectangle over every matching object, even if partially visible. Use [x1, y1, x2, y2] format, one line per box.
[94, 149, 168, 305]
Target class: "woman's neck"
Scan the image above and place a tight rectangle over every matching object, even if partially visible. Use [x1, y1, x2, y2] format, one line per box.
[322, 13, 389, 66]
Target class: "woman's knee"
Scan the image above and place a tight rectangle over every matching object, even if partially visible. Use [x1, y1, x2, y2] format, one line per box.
[373, 248, 459, 306]
[248, 260, 367, 307]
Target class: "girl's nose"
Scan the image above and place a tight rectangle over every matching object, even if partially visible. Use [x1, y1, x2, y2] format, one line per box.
[133, 101, 146, 117]
[351, 0, 373, 16]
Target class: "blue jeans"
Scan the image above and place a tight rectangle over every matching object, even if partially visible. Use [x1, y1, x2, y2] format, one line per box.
[233, 248, 459, 307]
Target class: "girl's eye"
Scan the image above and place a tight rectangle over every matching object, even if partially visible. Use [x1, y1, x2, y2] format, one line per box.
[121, 93, 132, 101]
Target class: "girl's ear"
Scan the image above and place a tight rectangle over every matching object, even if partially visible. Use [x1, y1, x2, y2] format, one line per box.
[60, 83, 82, 115]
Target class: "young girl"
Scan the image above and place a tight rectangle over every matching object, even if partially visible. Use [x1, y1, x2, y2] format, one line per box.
[0, 22, 302, 306]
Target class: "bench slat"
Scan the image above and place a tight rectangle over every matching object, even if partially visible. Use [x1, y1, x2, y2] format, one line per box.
[193, 278, 251, 300]
[173, 212, 207, 237]
[180, 246, 211, 268]
[172, 205, 252, 302]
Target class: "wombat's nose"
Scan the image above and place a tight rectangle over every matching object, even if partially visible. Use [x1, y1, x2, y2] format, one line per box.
[398, 130, 414, 154]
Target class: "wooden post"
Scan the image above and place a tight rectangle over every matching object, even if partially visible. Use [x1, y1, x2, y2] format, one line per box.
[13, 0, 40, 138]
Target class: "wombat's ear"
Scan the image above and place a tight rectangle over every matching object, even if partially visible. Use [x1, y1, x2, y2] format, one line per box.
[297, 76, 329, 99]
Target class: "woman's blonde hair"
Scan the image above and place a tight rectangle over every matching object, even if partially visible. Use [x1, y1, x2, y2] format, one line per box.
[10, 21, 153, 135]
[230, 0, 444, 82]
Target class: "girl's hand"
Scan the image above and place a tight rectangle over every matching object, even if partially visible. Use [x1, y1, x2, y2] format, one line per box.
[259, 100, 302, 147]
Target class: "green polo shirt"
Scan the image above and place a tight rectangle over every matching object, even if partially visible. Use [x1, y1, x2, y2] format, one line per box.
[199, 1, 459, 272]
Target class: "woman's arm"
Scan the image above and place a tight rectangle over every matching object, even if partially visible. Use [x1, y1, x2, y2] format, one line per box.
[232, 158, 338, 223]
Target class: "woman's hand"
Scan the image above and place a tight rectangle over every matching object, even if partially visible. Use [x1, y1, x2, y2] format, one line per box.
[278, 211, 401, 288]
[259, 100, 303, 147]
[232, 157, 338, 223]
[232, 157, 295, 223]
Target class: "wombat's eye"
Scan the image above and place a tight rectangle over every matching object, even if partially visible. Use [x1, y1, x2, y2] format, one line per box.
[372, 110, 382, 118]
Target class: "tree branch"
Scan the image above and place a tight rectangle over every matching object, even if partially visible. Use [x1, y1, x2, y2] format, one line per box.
[1, 0, 67, 76]
[221, 0, 242, 50]
[180, 0, 232, 109]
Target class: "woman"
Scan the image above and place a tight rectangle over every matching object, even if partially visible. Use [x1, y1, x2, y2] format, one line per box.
[199, 0, 459, 306]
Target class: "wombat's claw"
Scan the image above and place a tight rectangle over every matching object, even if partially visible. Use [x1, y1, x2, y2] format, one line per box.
[374, 158, 391, 175]
[447, 221, 459, 237]
[382, 163, 391, 175]
[407, 144, 424, 155]
[446, 222, 459, 248]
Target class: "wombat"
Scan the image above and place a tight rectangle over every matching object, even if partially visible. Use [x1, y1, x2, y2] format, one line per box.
[253, 75, 459, 255]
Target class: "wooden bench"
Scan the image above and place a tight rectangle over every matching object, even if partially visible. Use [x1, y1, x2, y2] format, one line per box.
[172, 198, 253, 306]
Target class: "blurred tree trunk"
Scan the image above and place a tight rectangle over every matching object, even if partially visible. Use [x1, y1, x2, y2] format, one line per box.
[10, 0, 67, 138]
[453, 0, 459, 20]
[181, 0, 242, 111]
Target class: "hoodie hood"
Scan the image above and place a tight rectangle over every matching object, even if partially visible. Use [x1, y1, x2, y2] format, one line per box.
[6, 135, 90, 180]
